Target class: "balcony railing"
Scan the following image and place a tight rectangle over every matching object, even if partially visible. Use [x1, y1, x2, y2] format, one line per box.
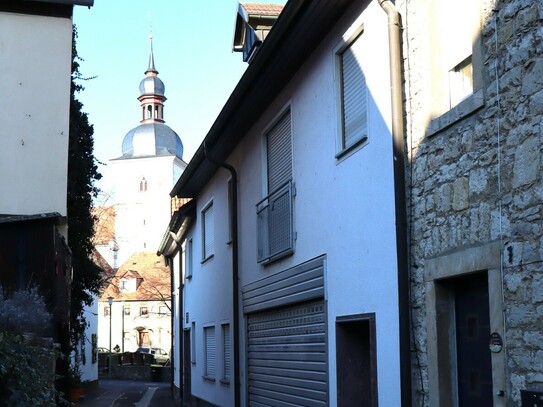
[256, 181, 294, 263]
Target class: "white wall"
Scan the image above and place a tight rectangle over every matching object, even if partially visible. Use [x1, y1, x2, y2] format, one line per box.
[182, 2, 401, 406]
[230, 2, 400, 406]
[0, 12, 72, 217]
[80, 297, 99, 383]
[183, 172, 234, 406]
[97, 300, 171, 354]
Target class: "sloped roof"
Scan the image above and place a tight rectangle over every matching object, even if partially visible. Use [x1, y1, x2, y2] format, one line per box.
[240, 3, 284, 17]
[100, 252, 170, 302]
[91, 250, 115, 279]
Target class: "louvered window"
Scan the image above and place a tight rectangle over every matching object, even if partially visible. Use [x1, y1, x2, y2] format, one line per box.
[257, 109, 294, 263]
[222, 324, 231, 383]
[202, 202, 214, 261]
[338, 31, 368, 154]
[204, 326, 216, 379]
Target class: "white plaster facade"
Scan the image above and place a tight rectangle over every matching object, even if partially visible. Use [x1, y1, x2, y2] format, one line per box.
[166, 1, 404, 405]
[80, 297, 99, 383]
[0, 11, 72, 224]
[97, 299, 171, 354]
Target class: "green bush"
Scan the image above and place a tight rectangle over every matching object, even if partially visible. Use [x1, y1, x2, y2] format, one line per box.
[0, 288, 59, 406]
[0, 331, 57, 406]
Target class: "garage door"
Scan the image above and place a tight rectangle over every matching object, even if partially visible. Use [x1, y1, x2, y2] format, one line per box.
[243, 256, 327, 406]
[248, 300, 327, 406]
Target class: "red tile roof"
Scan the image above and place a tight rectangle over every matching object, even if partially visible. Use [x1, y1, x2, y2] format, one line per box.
[100, 252, 170, 302]
[241, 3, 284, 17]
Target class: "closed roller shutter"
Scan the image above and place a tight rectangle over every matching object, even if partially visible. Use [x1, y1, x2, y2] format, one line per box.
[267, 109, 292, 194]
[247, 300, 327, 406]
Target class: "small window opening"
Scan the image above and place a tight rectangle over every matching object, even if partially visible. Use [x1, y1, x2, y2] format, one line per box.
[449, 55, 473, 108]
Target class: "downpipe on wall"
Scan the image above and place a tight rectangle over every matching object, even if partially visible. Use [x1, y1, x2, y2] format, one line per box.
[377, 1, 412, 406]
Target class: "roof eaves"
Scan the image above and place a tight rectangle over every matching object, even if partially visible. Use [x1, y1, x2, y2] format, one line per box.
[171, 0, 309, 199]
[0, 212, 63, 224]
[157, 200, 196, 256]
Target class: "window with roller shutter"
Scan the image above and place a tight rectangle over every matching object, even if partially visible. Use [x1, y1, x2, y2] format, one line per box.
[204, 325, 216, 380]
[222, 323, 231, 383]
[336, 27, 368, 158]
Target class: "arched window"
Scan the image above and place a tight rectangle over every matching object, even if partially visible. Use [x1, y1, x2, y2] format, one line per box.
[139, 177, 148, 192]
[147, 105, 152, 119]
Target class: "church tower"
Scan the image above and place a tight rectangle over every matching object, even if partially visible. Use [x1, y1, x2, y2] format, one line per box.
[110, 36, 186, 267]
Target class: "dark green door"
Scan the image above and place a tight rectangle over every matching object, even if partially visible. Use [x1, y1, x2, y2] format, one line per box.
[454, 273, 493, 406]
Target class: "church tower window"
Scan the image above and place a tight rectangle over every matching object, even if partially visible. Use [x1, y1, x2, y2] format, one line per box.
[139, 177, 148, 192]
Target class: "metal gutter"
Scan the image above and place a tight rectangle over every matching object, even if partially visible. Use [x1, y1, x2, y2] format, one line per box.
[30, 0, 94, 6]
[377, 1, 412, 406]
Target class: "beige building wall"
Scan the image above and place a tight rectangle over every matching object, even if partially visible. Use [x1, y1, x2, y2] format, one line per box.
[0, 12, 72, 220]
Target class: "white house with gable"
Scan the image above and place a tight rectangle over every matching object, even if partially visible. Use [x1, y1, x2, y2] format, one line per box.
[159, 0, 410, 405]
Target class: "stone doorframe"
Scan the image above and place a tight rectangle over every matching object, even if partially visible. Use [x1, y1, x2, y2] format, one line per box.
[424, 240, 506, 407]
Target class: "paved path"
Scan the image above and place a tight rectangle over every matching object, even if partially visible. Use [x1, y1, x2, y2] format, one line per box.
[77, 379, 177, 407]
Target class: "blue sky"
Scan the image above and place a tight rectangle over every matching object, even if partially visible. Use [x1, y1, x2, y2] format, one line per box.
[73, 0, 284, 199]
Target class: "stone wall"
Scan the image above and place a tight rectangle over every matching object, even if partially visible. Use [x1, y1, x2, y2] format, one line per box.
[398, 0, 543, 404]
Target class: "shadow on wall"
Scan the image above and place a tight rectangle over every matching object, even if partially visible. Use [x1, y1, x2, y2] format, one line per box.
[406, 0, 542, 405]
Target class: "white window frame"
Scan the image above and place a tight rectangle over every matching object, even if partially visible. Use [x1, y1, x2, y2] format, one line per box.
[201, 201, 214, 262]
[426, 0, 483, 135]
[335, 23, 368, 159]
[203, 325, 216, 381]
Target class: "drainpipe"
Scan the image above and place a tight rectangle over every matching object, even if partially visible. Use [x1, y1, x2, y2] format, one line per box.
[377, 1, 411, 406]
[177, 253, 184, 402]
[204, 144, 240, 407]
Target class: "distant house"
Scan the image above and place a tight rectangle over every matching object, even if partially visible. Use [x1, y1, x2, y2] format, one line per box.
[0, 0, 93, 345]
[160, 1, 408, 405]
[99, 252, 172, 354]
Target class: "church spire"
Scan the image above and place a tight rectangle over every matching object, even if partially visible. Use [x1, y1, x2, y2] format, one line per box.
[138, 34, 166, 124]
[145, 33, 158, 75]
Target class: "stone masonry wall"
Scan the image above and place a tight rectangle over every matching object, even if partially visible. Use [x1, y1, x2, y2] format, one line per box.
[398, 0, 543, 405]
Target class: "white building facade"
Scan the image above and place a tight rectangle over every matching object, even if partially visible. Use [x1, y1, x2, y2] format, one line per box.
[161, 1, 409, 405]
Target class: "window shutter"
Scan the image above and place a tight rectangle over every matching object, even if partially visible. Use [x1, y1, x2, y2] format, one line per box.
[341, 34, 367, 149]
[223, 324, 231, 381]
[204, 326, 216, 378]
[267, 110, 292, 193]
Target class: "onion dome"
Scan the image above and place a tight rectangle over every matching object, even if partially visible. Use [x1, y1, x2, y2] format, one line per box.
[122, 123, 183, 158]
[118, 35, 183, 160]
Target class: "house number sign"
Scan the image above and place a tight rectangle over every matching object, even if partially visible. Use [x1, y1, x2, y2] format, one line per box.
[489, 332, 503, 353]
